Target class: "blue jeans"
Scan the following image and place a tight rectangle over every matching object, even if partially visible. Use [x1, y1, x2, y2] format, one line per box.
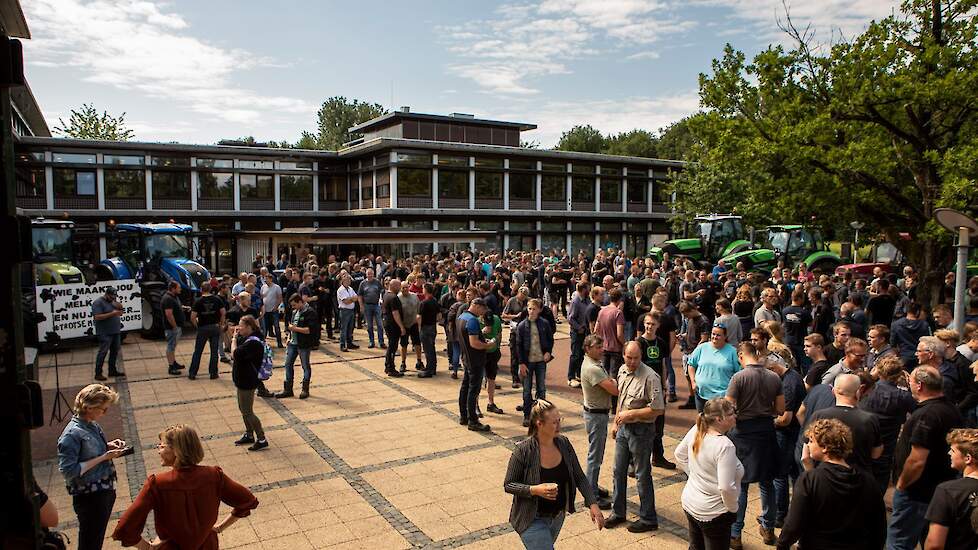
[583, 410, 609, 497]
[518, 514, 565, 550]
[338, 308, 355, 348]
[773, 429, 800, 522]
[612, 422, 657, 524]
[568, 331, 585, 381]
[886, 489, 930, 550]
[364, 303, 383, 346]
[665, 354, 676, 395]
[95, 333, 121, 375]
[521, 361, 548, 419]
[732, 480, 776, 537]
[283, 342, 311, 384]
[448, 340, 460, 373]
[262, 311, 282, 346]
[421, 325, 437, 373]
[189, 324, 221, 377]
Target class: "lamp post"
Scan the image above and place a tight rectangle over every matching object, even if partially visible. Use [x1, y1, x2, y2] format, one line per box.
[849, 221, 864, 263]
[934, 208, 978, 331]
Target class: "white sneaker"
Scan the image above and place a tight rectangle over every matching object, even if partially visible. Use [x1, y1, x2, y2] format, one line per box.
[568, 379, 581, 388]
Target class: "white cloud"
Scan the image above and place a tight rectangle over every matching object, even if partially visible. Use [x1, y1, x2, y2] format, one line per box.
[503, 91, 702, 147]
[625, 51, 661, 60]
[442, 0, 688, 95]
[23, 0, 314, 125]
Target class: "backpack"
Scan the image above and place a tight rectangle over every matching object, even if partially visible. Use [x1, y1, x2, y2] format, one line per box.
[246, 336, 274, 380]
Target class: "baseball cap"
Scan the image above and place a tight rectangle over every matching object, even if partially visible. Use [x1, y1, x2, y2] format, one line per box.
[104, 286, 117, 296]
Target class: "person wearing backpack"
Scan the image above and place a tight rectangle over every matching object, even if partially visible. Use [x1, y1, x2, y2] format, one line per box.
[230, 315, 268, 451]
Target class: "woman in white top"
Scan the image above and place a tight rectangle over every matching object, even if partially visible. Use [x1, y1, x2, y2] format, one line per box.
[675, 397, 744, 550]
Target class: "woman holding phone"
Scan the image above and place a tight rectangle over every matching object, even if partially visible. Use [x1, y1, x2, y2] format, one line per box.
[504, 399, 605, 549]
[57, 384, 127, 550]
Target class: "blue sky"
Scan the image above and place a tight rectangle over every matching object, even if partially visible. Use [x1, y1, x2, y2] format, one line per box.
[22, 0, 898, 147]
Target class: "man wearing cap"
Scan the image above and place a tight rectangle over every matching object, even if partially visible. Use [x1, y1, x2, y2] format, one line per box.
[91, 286, 125, 381]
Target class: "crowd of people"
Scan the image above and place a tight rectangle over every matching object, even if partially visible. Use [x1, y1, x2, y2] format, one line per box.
[70, 245, 978, 549]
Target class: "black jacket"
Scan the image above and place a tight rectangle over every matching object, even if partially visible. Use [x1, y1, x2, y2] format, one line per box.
[232, 337, 263, 390]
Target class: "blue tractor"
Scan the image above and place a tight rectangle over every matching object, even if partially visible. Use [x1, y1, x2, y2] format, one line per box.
[96, 223, 211, 338]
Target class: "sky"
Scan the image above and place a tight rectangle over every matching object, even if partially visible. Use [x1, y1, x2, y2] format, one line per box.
[21, 0, 900, 147]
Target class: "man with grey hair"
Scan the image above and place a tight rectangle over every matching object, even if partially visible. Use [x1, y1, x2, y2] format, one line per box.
[915, 336, 956, 399]
[888, 365, 964, 549]
[804, 373, 882, 474]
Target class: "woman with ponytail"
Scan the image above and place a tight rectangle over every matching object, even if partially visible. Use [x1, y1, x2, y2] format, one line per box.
[675, 397, 743, 550]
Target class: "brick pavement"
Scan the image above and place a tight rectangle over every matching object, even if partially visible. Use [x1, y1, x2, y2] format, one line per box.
[31, 322, 775, 549]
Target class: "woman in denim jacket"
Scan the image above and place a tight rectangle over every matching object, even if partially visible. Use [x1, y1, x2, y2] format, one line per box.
[57, 384, 128, 550]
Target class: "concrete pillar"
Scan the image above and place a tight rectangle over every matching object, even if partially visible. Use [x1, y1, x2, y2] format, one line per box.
[44, 150, 53, 209]
[96, 153, 105, 210]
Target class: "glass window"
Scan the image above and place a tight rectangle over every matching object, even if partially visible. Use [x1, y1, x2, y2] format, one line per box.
[102, 169, 144, 198]
[651, 183, 670, 203]
[196, 158, 233, 168]
[541, 234, 565, 254]
[103, 154, 143, 166]
[571, 233, 593, 256]
[475, 172, 502, 199]
[398, 168, 431, 197]
[438, 155, 469, 167]
[152, 156, 190, 167]
[573, 222, 595, 232]
[627, 179, 646, 202]
[542, 162, 565, 172]
[601, 179, 621, 202]
[439, 170, 468, 199]
[400, 220, 433, 230]
[361, 178, 373, 200]
[53, 169, 96, 196]
[509, 159, 536, 170]
[541, 222, 565, 231]
[541, 175, 565, 201]
[572, 176, 594, 201]
[475, 157, 504, 168]
[321, 175, 348, 201]
[628, 166, 649, 177]
[509, 221, 534, 231]
[509, 173, 535, 200]
[198, 172, 233, 198]
[439, 221, 469, 231]
[240, 174, 273, 199]
[278, 161, 312, 170]
[238, 160, 274, 170]
[572, 164, 595, 174]
[152, 171, 190, 199]
[20, 151, 44, 162]
[396, 152, 432, 165]
[281, 175, 313, 200]
[601, 166, 621, 176]
[17, 167, 45, 198]
[52, 152, 96, 164]
[602, 222, 622, 231]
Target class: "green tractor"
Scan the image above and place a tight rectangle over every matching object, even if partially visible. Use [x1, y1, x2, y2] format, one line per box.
[650, 214, 752, 266]
[721, 225, 843, 274]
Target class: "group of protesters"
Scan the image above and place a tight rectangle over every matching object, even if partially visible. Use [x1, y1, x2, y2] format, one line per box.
[72, 243, 978, 550]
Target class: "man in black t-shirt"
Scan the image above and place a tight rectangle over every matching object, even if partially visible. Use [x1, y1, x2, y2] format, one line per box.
[889, 366, 965, 548]
[161, 281, 186, 375]
[782, 289, 813, 373]
[806, 374, 882, 473]
[924, 428, 978, 550]
[382, 280, 405, 377]
[189, 282, 226, 380]
[418, 284, 441, 378]
[636, 311, 675, 470]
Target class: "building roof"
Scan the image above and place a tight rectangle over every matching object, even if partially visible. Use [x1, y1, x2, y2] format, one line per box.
[349, 111, 537, 134]
[239, 227, 497, 245]
[17, 136, 339, 158]
[12, 82, 50, 136]
[0, 0, 29, 38]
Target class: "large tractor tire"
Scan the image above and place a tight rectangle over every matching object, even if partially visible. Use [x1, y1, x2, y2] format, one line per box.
[140, 281, 167, 340]
[810, 259, 842, 276]
[95, 264, 116, 283]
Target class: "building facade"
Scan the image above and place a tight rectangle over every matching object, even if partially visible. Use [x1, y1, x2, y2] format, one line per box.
[14, 110, 681, 275]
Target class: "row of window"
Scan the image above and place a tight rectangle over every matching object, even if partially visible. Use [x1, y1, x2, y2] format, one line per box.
[38, 152, 314, 171]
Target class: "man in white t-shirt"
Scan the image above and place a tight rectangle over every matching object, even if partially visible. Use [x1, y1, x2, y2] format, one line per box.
[336, 274, 358, 352]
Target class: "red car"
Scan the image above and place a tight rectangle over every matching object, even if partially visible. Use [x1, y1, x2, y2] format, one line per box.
[836, 242, 905, 277]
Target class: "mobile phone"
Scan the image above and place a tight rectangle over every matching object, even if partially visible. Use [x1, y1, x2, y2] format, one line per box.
[118, 447, 135, 457]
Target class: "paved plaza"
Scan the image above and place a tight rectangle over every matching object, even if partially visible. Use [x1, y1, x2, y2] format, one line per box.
[31, 324, 776, 549]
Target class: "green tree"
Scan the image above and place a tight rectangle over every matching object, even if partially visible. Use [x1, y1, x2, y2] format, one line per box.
[676, 0, 978, 305]
[555, 124, 606, 153]
[53, 103, 135, 141]
[307, 96, 387, 150]
[604, 129, 658, 158]
[655, 116, 701, 161]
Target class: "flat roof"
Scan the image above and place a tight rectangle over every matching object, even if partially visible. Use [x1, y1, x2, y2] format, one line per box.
[239, 227, 497, 244]
[349, 111, 537, 134]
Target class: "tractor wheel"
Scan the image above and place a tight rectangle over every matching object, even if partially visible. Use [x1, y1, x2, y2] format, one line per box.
[661, 243, 681, 256]
[140, 282, 167, 340]
[810, 259, 841, 276]
[94, 265, 115, 282]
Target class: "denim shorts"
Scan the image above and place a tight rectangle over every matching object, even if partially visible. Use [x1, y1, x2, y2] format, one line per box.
[164, 327, 182, 352]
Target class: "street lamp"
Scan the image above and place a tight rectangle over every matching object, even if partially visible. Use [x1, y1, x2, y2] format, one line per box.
[934, 208, 978, 331]
[849, 221, 865, 263]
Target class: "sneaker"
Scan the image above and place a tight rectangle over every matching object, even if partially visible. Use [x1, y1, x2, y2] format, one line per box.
[340, 347, 349, 352]
[94, 374, 107, 381]
[400, 363, 407, 373]
[627, 521, 658, 533]
[652, 456, 677, 470]
[603, 515, 627, 529]
[173, 362, 186, 370]
[387, 370, 404, 378]
[247, 439, 269, 451]
[512, 382, 521, 389]
[729, 536, 743, 550]
[415, 362, 425, 371]
[667, 393, 679, 403]
[209, 373, 219, 380]
[467, 422, 491, 432]
[379, 343, 387, 349]
[368, 344, 376, 349]
[678, 400, 697, 410]
[349, 343, 360, 349]
[459, 417, 468, 426]
[597, 486, 610, 499]
[220, 356, 231, 364]
[234, 434, 255, 446]
[168, 366, 181, 375]
[568, 379, 581, 388]
[758, 525, 776, 546]
[417, 372, 434, 378]
[516, 405, 524, 412]
[450, 371, 458, 379]
[596, 498, 612, 510]
[486, 403, 504, 414]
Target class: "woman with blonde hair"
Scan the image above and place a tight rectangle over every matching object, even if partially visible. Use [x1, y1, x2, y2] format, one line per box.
[504, 399, 604, 549]
[675, 397, 742, 550]
[113, 425, 259, 549]
[57, 384, 127, 550]
[760, 320, 797, 371]
[732, 285, 754, 339]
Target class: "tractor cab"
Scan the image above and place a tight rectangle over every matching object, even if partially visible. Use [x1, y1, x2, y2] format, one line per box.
[31, 218, 84, 285]
[760, 226, 824, 263]
[651, 214, 749, 266]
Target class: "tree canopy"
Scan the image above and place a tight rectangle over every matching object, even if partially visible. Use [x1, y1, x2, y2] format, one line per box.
[674, 0, 978, 305]
[302, 96, 387, 150]
[53, 103, 135, 141]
